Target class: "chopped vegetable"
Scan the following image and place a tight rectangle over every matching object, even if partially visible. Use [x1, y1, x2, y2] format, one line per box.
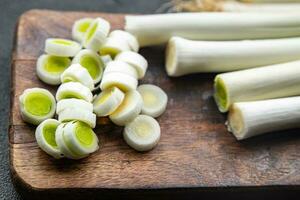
[56, 98, 93, 114]
[137, 84, 168, 118]
[123, 115, 160, 151]
[45, 38, 81, 57]
[19, 88, 56, 125]
[56, 82, 93, 102]
[36, 54, 71, 85]
[72, 18, 94, 42]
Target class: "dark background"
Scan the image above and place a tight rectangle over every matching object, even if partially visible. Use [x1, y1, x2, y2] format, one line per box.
[0, 0, 167, 199]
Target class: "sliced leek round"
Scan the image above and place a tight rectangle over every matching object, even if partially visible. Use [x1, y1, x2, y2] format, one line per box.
[137, 84, 168, 118]
[35, 119, 63, 159]
[56, 82, 93, 102]
[99, 36, 131, 58]
[63, 121, 99, 155]
[72, 49, 104, 84]
[109, 30, 139, 52]
[36, 54, 71, 85]
[83, 17, 110, 51]
[123, 115, 160, 151]
[100, 55, 112, 65]
[45, 38, 81, 57]
[72, 18, 94, 43]
[109, 90, 143, 126]
[61, 63, 94, 90]
[19, 88, 56, 125]
[93, 87, 125, 117]
[55, 123, 88, 159]
[100, 72, 138, 92]
[56, 98, 93, 114]
[115, 51, 148, 79]
[58, 107, 96, 128]
[103, 61, 138, 79]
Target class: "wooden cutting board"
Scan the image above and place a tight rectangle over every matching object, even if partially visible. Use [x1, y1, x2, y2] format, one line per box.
[10, 9, 300, 199]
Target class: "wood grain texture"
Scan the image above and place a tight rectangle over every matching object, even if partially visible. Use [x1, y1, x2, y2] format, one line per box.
[10, 9, 300, 198]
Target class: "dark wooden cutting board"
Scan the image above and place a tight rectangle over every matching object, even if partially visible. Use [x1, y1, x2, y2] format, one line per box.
[9, 9, 300, 199]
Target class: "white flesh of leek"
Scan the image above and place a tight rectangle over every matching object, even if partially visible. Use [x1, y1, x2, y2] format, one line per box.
[115, 51, 148, 79]
[55, 123, 88, 159]
[56, 82, 93, 102]
[109, 90, 143, 126]
[93, 87, 125, 117]
[36, 54, 71, 85]
[58, 107, 96, 128]
[83, 18, 110, 51]
[19, 88, 56, 125]
[123, 115, 160, 151]
[103, 61, 138, 79]
[166, 36, 300, 77]
[56, 98, 93, 114]
[223, 1, 300, 12]
[45, 38, 81, 57]
[137, 84, 168, 118]
[99, 36, 131, 58]
[100, 55, 112, 66]
[227, 96, 300, 140]
[125, 13, 300, 47]
[72, 18, 94, 43]
[35, 119, 63, 159]
[214, 60, 300, 113]
[109, 30, 139, 52]
[63, 121, 99, 155]
[60, 63, 94, 90]
[100, 72, 138, 92]
[72, 49, 104, 84]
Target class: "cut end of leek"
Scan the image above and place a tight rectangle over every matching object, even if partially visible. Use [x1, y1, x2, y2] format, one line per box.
[214, 76, 229, 113]
[83, 18, 110, 51]
[35, 119, 63, 159]
[109, 90, 143, 126]
[58, 107, 96, 128]
[72, 18, 94, 43]
[137, 84, 168, 118]
[109, 30, 139, 52]
[93, 87, 125, 117]
[63, 121, 99, 155]
[56, 82, 93, 102]
[227, 105, 246, 140]
[45, 38, 81, 57]
[123, 115, 161, 151]
[115, 51, 148, 79]
[104, 61, 138, 79]
[36, 54, 71, 85]
[100, 72, 138, 92]
[56, 98, 93, 115]
[19, 88, 56, 125]
[99, 36, 131, 58]
[165, 37, 179, 77]
[72, 49, 104, 84]
[60, 63, 94, 90]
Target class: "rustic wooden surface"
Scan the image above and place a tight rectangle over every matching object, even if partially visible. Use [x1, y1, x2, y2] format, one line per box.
[9, 9, 300, 198]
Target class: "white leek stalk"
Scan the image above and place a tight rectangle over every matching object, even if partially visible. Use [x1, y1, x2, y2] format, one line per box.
[227, 96, 300, 140]
[166, 36, 300, 77]
[223, 1, 300, 12]
[214, 60, 300, 113]
[58, 107, 96, 128]
[125, 13, 300, 47]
